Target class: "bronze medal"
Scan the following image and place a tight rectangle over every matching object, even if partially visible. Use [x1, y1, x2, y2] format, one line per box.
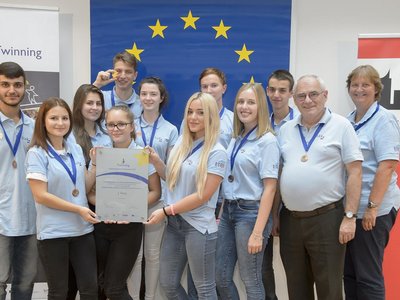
[301, 154, 308, 162]
[72, 188, 79, 197]
[12, 159, 17, 168]
[228, 175, 234, 182]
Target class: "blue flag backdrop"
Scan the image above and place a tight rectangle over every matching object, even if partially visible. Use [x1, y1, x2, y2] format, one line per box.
[91, 0, 291, 127]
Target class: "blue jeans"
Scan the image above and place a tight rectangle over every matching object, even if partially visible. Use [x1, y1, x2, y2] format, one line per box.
[0, 234, 37, 300]
[159, 215, 218, 300]
[216, 200, 271, 300]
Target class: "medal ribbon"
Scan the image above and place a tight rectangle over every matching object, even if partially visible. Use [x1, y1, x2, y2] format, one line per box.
[271, 107, 293, 130]
[47, 143, 77, 187]
[184, 141, 204, 162]
[140, 114, 161, 147]
[219, 107, 225, 119]
[230, 126, 257, 172]
[353, 103, 380, 131]
[0, 111, 24, 158]
[298, 123, 324, 154]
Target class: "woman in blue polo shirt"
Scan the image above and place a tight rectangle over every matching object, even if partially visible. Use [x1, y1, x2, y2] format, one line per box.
[215, 83, 280, 300]
[26, 97, 98, 299]
[146, 92, 227, 300]
[94, 105, 161, 300]
[129, 77, 178, 300]
[344, 65, 400, 300]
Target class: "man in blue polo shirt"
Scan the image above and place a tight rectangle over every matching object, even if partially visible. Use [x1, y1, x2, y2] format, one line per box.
[0, 62, 37, 300]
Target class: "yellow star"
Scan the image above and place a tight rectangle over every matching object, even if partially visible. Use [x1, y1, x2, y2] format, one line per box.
[212, 20, 231, 39]
[149, 19, 168, 38]
[133, 150, 149, 167]
[181, 10, 200, 29]
[235, 44, 254, 63]
[243, 76, 256, 84]
[126, 43, 144, 62]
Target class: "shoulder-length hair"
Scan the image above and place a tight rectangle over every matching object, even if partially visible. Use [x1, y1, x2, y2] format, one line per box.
[30, 97, 72, 152]
[233, 83, 272, 138]
[138, 77, 169, 112]
[167, 92, 220, 199]
[72, 84, 106, 163]
[346, 64, 383, 100]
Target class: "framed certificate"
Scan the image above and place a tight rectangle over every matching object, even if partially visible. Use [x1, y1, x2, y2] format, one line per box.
[95, 148, 149, 222]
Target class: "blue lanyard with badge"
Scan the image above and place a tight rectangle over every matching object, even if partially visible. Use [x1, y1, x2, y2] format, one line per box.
[183, 141, 204, 162]
[47, 143, 80, 197]
[140, 114, 161, 147]
[270, 107, 293, 131]
[228, 126, 257, 182]
[298, 123, 324, 162]
[0, 111, 24, 169]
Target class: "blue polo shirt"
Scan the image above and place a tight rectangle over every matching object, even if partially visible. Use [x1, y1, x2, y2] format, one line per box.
[0, 111, 36, 236]
[348, 101, 400, 217]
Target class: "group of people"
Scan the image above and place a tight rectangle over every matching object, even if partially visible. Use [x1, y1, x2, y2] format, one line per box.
[0, 50, 399, 300]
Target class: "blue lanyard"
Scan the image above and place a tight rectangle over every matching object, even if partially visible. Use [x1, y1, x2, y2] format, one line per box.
[0, 111, 24, 157]
[271, 107, 293, 130]
[140, 114, 161, 147]
[219, 107, 225, 119]
[353, 103, 380, 131]
[111, 89, 133, 108]
[184, 141, 204, 162]
[230, 126, 257, 172]
[298, 123, 324, 153]
[47, 143, 77, 187]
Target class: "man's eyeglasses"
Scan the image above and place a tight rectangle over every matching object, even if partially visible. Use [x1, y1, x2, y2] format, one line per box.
[105, 122, 131, 130]
[295, 91, 325, 102]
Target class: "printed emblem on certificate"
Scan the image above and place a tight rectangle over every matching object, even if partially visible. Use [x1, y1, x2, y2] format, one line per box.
[96, 148, 149, 222]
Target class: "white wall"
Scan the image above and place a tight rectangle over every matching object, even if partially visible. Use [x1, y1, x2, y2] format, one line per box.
[290, 0, 400, 116]
[5, 0, 90, 105]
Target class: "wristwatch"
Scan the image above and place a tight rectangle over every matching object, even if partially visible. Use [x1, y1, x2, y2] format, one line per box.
[368, 201, 378, 209]
[344, 211, 357, 219]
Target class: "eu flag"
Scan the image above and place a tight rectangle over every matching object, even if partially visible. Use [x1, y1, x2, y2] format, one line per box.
[91, 0, 291, 126]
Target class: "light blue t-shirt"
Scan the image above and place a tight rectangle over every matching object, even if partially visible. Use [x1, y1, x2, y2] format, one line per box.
[69, 124, 113, 149]
[222, 130, 280, 201]
[25, 140, 93, 240]
[0, 111, 36, 236]
[348, 101, 400, 217]
[165, 137, 227, 234]
[103, 86, 142, 119]
[180, 107, 233, 149]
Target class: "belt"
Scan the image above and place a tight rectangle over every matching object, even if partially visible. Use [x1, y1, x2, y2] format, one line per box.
[285, 199, 343, 218]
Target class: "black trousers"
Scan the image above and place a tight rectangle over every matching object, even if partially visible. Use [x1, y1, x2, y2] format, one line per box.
[37, 232, 98, 300]
[344, 207, 397, 300]
[94, 222, 143, 300]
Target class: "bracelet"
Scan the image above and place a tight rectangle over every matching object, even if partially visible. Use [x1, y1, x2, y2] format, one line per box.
[162, 206, 169, 217]
[170, 204, 176, 216]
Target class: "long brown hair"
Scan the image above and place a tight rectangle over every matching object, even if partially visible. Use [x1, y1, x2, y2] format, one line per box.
[72, 84, 106, 163]
[29, 97, 72, 152]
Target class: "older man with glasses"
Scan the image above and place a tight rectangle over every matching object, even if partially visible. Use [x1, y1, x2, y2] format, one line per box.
[276, 75, 363, 300]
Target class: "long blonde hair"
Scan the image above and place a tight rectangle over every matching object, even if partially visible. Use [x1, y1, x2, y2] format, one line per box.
[167, 92, 220, 199]
[233, 83, 272, 138]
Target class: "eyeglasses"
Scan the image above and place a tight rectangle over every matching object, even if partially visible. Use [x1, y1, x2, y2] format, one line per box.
[105, 122, 131, 130]
[294, 91, 325, 102]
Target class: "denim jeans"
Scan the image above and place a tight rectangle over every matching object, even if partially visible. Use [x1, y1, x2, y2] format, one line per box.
[216, 200, 271, 300]
[37, 232, 98, 300]
[159, 215, 218, 300]
[94, 222, 143, 300]
[0, 234, 37, 300]
[344, 207, 397, 300]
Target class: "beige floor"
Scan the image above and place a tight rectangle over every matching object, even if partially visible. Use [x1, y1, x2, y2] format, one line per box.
[6, 237, 289, 300]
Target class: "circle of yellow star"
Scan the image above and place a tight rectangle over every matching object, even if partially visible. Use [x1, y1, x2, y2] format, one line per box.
[243, 76, 256, 84]
[149, 19, 168, 38]
[235, 44, 254, 63]
[180, 10, 200, 29]
[126, 43, 144, 62]
[212, 20, 231, 39]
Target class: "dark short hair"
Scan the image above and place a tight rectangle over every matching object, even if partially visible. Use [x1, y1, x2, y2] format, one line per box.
[138, 77, 169, 111]
[267, 69, 294, 91]
[0, 62, 26, 84]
